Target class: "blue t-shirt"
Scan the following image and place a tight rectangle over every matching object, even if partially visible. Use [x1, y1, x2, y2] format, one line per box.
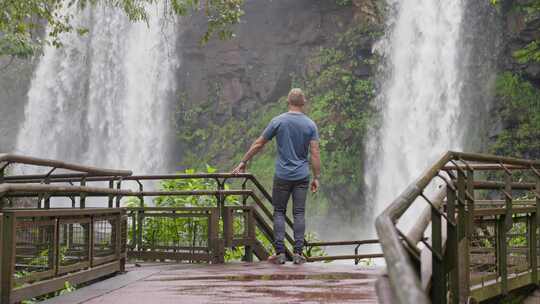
[262, 112, 319, 181]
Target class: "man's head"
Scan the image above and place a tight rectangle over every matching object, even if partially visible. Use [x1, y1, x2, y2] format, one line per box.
[287, 88, 306, 109]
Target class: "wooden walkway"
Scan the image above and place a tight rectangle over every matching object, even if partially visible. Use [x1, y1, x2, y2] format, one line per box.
[43, 262, 381, 304]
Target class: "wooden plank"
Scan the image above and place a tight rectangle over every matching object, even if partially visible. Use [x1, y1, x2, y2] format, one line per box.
[252, 240, 270, 261]
[14, 269, 55, 285]
[470, 270, 534, 302]
[16, 220, 55, 228]
[306, 253, 384, 262]
[136, 213, 210, 218]
[3, 209, 123, 218]
[93, 255, 118, 267]
[11, 261, 121, 303]
[58, 261, 90, 275]
[127, 251, 211, 262]
[306, 239, 380, 247]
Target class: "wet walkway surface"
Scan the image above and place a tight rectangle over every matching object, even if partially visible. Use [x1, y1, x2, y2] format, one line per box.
[44, 262, 381, 304]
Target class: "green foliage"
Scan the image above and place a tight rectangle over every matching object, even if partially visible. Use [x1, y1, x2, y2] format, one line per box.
[0, 0, 244, 58]
[175, 25, 382, 220]
[335, 0, 352, 7]
[293, 25, 381, 209]
[490, 72, 540, 159]
[304, 232, 328, 259]
[513, 41, 540, 64]
[513, 3, 539, 61]
[508, 221, 527, 247]
[491, 0, 540, 64]
[17, 247, 75, 303]
[127, 166, 276, 262]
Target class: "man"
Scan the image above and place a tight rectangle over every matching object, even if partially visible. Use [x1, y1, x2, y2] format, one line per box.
[232, 88, 321, 265]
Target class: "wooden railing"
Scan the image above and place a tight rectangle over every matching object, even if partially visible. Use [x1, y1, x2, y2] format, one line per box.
[0, 154, 381, 269]
[126, 207, 222, 263]
[0, 208, 126, 304]
[126, 205, 268, 263]
[376, 151, 540, 304]
[2, 171, 381, 262]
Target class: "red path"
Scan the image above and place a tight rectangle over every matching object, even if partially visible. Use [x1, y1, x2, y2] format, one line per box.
[43, 262, 381, 304]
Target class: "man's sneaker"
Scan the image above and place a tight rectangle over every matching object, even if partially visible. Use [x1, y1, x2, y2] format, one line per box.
[293, 253, 306, 265]
[268, 253, 287, 265]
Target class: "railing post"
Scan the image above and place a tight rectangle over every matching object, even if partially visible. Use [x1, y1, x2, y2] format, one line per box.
[242, 179, 248, 206]
[216, 179, 226, 220]
[52, 217, 59, 276]
[466, 169, 475, 238]
[529, 212, 537, 286]
[457, 170, 470, 302]
[131, 210, 137, 251]
[223, 207, 232, 247]
[115, 180, 123, 208]
[243, 208, 255, 262]
[209, 208, 224, 264]
[431, 200, 446, 304]
[497, 214, 508, 295]
[89, 216, 94, 267]
[108, 180, 114, 208]
[498, 169, 513, 296]
[120, 212, 127, 272]
[1, 213, 15, 304]
[535, 175, 540, 285]
[137, 194, 144, 252]
[80, 177, 87, 208]
[446, 185, 459, 304]
[44, 193, 51, 209]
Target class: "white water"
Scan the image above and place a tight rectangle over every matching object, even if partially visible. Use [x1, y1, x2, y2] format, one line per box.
[15, 4, 178, 174]
[367, 0, 465, 222]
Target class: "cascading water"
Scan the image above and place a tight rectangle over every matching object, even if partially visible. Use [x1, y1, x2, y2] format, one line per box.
[366, 0, 466, 223]
[14, 3, 178, 174]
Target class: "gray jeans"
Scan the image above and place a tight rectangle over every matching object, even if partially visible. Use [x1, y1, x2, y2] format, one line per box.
[272, 176, 309, 254]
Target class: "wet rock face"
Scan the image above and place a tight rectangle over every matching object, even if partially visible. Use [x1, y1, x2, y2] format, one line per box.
[174, 0, 356, 121]
[504, 12, 540, 85]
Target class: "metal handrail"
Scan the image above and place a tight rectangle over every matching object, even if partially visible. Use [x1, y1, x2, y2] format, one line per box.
[0, 183, 133, 197]
[376, 151, 540, 304]
[0, 153, 133, 176]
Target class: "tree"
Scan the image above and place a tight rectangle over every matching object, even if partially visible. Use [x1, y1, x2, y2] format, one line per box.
[0, 0, 244, 59]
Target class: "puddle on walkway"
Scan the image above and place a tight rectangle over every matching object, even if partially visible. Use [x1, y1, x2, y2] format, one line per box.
[244, 288, 373, 301]
[147, 272, 370, 282]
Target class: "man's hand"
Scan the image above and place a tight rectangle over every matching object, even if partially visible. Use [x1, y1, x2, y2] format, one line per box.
[232, 161, 246, 174]
[311, 178, 319, 193]
[232, 137, 268, 175]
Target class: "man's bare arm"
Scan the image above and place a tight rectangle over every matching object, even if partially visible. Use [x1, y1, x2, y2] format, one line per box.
[310, 140, 321, 192]
[232, 136, 269, 173]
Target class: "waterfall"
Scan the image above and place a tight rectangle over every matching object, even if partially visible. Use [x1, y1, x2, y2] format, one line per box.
[14, 4, 178, 174]
[366, 0, 465, 222]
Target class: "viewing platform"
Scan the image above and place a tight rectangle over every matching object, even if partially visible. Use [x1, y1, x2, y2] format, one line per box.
[2, 152, 540, 303]
[43, 262, 381, 304]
